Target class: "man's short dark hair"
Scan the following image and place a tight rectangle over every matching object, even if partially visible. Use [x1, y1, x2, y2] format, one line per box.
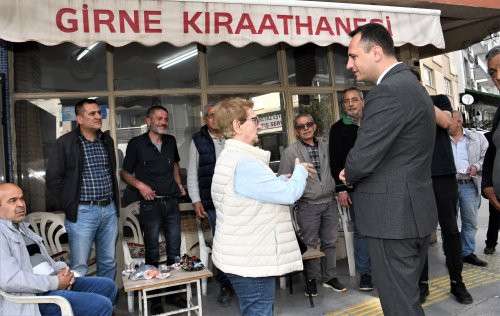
[342, 87, 364, 99]
[349, 23, 396, 57]
[75, 98, 98, 116]
[147, 105, 168, 117]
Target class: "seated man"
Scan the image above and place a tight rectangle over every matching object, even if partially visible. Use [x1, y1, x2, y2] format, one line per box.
[0, 183, 117, 316]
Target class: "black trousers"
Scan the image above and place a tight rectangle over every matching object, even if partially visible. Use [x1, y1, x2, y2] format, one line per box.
[486, 202, 500, 249]
[139, 198, 181, 266]
[420, 175, 463, 283]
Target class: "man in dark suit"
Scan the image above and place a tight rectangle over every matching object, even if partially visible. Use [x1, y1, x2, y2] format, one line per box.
[339, 23, 438, 315]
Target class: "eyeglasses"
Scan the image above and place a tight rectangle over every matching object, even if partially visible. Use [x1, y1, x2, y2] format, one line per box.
[245, 116, 259, 125]
[343, 97, 361, 106]
[295, 122, 315, 130]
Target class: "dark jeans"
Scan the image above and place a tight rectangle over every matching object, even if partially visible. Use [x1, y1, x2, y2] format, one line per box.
[206, 208, 232, 289]
[226, 274, 275, 316]
[486, 202, 500, 249]
[420, 175, 463, 283]
[139, 198, 181, 266]
[39, 276, 117, 316]
[349, 206, 371, 275]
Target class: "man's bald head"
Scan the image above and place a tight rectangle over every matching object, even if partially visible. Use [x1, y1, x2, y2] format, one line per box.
[0, 183, 26, 223]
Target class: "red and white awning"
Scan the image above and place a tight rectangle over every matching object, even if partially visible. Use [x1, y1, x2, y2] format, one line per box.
[0, 0, 445, 48]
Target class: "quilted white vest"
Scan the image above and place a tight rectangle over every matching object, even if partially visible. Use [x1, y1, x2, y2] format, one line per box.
[211, 139, 303, 277]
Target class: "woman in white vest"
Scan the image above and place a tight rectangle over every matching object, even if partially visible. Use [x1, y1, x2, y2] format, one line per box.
[211, 98, 315, 316]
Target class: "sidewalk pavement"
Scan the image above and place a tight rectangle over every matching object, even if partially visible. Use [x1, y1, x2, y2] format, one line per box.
[115, 198, 500, 315]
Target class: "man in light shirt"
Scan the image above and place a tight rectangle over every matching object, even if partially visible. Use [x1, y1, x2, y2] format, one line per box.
[0, 183, 117, 316]
[187, 105, 233, 306]
[449, 110, 488, 266]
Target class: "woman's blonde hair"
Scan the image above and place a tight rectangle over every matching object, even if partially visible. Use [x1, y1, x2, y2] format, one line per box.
[213, 98, 254, 138]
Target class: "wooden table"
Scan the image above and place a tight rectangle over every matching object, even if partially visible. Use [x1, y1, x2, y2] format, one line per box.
[123, 268, 212, 316]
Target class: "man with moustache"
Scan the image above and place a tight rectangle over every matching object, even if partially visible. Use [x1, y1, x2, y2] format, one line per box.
[339, 23, 437, 315]
[47, 99, 119, 280]
[279, 114, 345, 297]
[0, 183, 117, 316]
[120, 105, 185, 313]
[329, 87, 373, 291]
[121, 105, 185, 267]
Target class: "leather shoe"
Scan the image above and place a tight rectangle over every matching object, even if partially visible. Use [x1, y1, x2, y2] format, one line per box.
[463, 253, 488, 267]
[484, 246, 495, 255]
[450, 281, 473, 304]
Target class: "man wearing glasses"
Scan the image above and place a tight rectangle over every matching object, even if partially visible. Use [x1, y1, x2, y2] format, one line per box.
[279, 114, 346, 297]
[329, 87, 373, 292]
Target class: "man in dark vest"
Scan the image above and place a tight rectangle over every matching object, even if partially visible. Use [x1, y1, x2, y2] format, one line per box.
[187, 105, 233, 306]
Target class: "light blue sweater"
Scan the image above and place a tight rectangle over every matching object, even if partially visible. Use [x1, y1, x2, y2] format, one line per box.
[234, 158, 308, 205]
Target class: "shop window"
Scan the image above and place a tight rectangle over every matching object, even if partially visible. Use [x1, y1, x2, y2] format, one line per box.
[14, 42, 107, 92]
[115, 95, 201, 170]
[14, 97, 110, 212]
[333, 44, 353, 85]
[292, 94, 334, 137]
[114, 43, 199, 90]
[207, 43, 279, 85]
[287, 44, 331, 86]
[208, 93, 287, 172]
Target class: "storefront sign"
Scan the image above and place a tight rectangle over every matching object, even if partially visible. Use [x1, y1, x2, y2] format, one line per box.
[259, 113, 282, 131]
[0, 0, 445, 48]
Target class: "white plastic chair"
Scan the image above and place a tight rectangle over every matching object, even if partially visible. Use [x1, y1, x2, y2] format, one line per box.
[178, 203, 210, 296]
[26, 212, 67, 257]
[121, 202, 146, 268]
[336, 202, 356, 277]
[26, 212, 96, 274]
[0, 289, 74, 316]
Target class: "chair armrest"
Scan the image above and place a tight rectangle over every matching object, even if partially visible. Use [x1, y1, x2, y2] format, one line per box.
[0, 290, 73, 316]
[122, 240, 134, 267]
[196, 219, 209, 266]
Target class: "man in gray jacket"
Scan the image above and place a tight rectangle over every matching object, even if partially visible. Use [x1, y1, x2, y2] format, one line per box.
[340, 24, 438, 315]
[279, 114, 345, 297]
[0, 183, 117, 316]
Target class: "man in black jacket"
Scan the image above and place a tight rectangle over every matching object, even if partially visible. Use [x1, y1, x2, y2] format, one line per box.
[46, 99, 119, 280]
[418, 94, 473, 305]
[329, 87, 372, 291]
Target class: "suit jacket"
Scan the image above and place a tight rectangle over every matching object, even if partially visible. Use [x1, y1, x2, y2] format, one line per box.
[345, 63, 438, 239]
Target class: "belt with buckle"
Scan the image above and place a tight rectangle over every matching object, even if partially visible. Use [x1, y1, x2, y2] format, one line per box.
[457, 178, 473, 184]
[154, 195, 176, 201]
[80, 199, 111, 206]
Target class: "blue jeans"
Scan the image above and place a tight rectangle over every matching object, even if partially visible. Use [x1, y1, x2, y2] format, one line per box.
[139, 198, 181, 265]
[226, 274, 275, 316]
[38, 276, 117, 316]
[457, 182, 481, 256]
[350, 207, 371, 275]
[65, 203, 118, 279]
[206, 208, 232, 289]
